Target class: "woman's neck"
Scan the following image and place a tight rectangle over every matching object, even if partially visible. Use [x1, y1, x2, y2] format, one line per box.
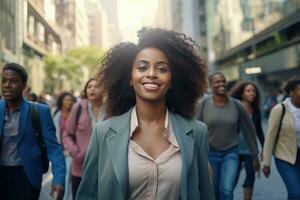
[242, 99, 253, 114]
[89, 99, 102, 108]
[212, 94, 228, 107]
[135, 100, 167, 126]
[60, 107, 70, 115]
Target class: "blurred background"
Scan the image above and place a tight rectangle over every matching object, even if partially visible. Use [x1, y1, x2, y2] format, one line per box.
[0, 0, 300, 101]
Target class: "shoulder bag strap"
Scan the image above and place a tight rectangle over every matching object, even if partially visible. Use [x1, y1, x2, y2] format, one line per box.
[273, 103, 285, 152]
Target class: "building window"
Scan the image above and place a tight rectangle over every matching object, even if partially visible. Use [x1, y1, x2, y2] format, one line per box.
[28, 15, 35, 38]
[37, 22, 45, 42]
[0, 0, 16, 53]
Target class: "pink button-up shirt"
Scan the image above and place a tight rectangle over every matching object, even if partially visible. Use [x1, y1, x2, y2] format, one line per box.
[128, 108, 182, 200]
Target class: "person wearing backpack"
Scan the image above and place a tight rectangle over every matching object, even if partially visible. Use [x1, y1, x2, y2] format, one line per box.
[0, 63, 66, 200]
[262, 79, 300, 199]
[62, 78, 106, 199]
[53, 92, 76, 200]
[197, 72, 259, 200]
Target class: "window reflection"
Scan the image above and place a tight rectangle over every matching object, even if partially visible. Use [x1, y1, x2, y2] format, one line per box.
[208, 0, 300, 57]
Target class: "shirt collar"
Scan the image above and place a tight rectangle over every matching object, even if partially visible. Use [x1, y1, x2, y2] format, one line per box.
[288, 98, 300, 113]
[130, 107, 179, 147]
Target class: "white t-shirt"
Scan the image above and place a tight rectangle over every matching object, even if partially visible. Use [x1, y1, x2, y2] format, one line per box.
[288, 99, 300, 148]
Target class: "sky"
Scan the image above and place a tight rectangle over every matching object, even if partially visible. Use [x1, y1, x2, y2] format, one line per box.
[118, 0, 159, 42]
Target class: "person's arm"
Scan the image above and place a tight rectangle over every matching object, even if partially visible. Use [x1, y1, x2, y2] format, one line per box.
[239, 103, 258, 156]
[62, 103, 80, 157]
[254, 109, 265, 148]
[39, 105, 66, 200]
[196, 122, 215, 200]
[262, 104, 282, 177]
[75, 126, 99, 200]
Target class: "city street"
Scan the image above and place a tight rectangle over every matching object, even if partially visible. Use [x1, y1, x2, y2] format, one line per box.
[40, 121, 288, 200]
[234, 159, 286, 200]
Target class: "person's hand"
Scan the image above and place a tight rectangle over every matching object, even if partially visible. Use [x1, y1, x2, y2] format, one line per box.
[51, 184, 64, 200]
[252, 156, 260, 172]
[259, 151, 263, 161]
[262, 165, 271, 178]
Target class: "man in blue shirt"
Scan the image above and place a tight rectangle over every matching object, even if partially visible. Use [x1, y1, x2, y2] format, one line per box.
[0, 63, 66, 200]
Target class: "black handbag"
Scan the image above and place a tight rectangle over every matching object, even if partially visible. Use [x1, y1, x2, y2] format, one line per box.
[29, 102, 49, 173]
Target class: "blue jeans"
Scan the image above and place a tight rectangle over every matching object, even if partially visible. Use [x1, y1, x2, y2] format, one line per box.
[209, 147, 239, 200]
[275, 149, 300, 200]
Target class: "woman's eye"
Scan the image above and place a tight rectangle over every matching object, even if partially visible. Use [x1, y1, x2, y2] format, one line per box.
[157, 66, 168, 73]
[137, 64, 147, 71]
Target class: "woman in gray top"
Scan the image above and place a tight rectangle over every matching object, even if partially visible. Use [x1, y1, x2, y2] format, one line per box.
[198, 72, 258, 200]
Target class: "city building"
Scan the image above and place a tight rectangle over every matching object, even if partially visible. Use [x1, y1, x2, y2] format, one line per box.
[0, 0, 62, 94]
[153, 0, 208, 61]
[24, 0, 62, 94]
[100, 0, 121, 47]
[206, 0, 300, 95]
[55, 0, 90, 51]
[0, 0, 23, 66]
[85, 0, 109, 49]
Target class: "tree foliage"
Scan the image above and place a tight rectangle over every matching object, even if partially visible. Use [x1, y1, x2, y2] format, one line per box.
[44, 46, 104, 93]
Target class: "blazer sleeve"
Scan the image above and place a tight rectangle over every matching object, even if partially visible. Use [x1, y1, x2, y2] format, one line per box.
[196, 123, 215, 200]
[238, 102, 258, 155]
[76, 127, 99, 200]
[263, 103, 282, 166]
[39, 104, 66, 185]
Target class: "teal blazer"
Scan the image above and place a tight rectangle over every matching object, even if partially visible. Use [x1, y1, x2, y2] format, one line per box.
[76, 108, 215, 200]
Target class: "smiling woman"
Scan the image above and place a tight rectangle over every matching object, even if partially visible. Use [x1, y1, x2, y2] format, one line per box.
[75, 28, 214, 200]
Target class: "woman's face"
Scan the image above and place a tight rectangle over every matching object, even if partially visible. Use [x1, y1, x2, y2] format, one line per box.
[242, 84, 256, 103]
[290, 84, 300, 107]
[86, 79, 103, 101]
[130, 47, 172, 103]
[210, 74, 227, 96]
[62, 95, 75, 111]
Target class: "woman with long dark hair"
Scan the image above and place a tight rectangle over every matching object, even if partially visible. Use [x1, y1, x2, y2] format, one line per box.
[229, 81, 264, 200]
[62, 78, 105, 199]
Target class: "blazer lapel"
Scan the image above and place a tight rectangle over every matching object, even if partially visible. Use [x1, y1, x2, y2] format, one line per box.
[0, 100, 6, 137]
[106, 109, 132, 198]
[171, 113, 194, 200]
[17, 100, 29, 143]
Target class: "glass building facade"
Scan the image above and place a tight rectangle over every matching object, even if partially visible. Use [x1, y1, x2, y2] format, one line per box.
[208, 0, 300, 57]
[206, 0, 300, 94]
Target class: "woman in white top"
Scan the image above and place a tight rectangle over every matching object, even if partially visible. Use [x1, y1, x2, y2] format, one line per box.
[75, 28, 214, 200]
[263, 79, 300, 199]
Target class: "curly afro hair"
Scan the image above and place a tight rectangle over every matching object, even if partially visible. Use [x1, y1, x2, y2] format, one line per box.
[98, 27, 207, 119]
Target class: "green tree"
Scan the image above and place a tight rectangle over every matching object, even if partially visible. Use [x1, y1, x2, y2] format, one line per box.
[44, 46, 104, 93]
[66, 46, 104, 75]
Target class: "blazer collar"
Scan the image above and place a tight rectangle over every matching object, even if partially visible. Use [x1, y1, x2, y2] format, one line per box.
[0, 99, 28, 141]
[106, 108, 195, 199]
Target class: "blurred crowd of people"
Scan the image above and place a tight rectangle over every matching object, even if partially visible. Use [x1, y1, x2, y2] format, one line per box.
[0, 27, 299, 200]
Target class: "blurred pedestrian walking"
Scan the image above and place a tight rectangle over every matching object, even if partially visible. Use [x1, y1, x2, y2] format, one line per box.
[229, 81, 265, 200]
[262, 79, 300, 199]
[0, 63, 66, 200]
[197, 72, 258, 200]
[76, 28, 214, 200]
[62, 78, 105, 199]
[53, 92, 76, 200]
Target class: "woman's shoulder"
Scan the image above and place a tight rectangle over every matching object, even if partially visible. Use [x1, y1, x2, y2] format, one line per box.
[171, 112, 208, 134]
[93, 111, 131, 135]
